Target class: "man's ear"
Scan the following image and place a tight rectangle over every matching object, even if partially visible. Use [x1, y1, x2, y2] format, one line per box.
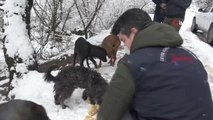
[131, 28, 138, 34]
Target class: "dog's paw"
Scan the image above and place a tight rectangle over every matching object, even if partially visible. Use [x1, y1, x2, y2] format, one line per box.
[61, 104, 68, 109]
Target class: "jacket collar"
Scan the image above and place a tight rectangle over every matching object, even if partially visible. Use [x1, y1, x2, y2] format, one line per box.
[130, 22, 183, 53]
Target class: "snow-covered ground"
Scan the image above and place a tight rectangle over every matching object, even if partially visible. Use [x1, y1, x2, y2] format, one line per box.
[1, 9, 213, 120]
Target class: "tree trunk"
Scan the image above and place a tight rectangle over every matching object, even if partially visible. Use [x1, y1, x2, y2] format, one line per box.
[25, 0, 33, 39]
[2, 0, 37, 99]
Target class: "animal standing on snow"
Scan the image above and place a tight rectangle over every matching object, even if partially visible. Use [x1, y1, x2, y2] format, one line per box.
[101, 35, 121, 66]
[0, 100, 50, 120]
[72, 37, 107, 68]
[44, 65, 108, 109]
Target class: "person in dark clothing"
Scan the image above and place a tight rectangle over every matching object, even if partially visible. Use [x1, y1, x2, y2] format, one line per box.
[97, 8, 213, 120]
[163, 0, 192, 31]
[152, 0, 167, 23]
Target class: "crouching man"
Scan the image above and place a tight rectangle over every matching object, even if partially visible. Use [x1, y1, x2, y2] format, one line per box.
[97, 8, 213, 120]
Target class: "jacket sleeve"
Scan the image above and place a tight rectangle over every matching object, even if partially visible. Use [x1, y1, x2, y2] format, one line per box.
[97, 61, 135, 120]
[168, 0, 192, 9]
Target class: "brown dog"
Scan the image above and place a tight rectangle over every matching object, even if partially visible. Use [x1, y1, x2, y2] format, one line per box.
[101, 35, 121, 66]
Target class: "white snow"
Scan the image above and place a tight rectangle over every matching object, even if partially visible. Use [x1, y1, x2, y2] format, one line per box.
[3, 0, 35, 67]
[1, 8, 213, 120]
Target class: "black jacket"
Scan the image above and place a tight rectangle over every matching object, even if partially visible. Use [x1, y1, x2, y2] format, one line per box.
[164, 0, 192, 19]
[125, 47, 213, 120]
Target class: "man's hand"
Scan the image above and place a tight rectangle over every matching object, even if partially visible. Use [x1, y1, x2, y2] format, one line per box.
[84, 104, 100, 120]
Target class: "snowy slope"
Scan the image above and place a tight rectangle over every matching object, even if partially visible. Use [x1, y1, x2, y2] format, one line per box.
[1, 9, 213, 120]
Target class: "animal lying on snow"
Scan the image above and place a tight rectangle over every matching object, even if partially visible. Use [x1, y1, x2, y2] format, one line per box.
[44, 65, 108, 109]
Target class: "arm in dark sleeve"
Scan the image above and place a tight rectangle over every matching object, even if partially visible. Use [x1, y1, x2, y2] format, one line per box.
[169, 0, 192, 9]
[97, 61, 135, 120]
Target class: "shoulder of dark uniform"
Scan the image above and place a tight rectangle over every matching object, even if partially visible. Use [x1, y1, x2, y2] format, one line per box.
[118, 54, 131, 65]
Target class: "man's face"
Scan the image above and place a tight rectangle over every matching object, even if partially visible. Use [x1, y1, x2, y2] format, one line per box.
[118, 28, 138, 49]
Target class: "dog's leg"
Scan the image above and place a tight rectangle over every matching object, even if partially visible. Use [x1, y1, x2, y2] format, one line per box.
[80, 57, 85, 67]
[98, 60, 102, 68]
[59, 87, 75, 109]
[72, 50, 77, 66]
[111, 58, 115, 66]
[110, 55, 116, 66]
[54, 94, 60, 105]
[54, 86, 61, 106]
[89, 57, 98, 68]
[59, 97, 68, 109]
[59, 93, 70, 109]
[86, 58, 91, 68]
[109, 58, 112, 65]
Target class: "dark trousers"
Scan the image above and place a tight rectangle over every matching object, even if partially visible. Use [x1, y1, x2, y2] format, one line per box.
[153, 7, 165, 23]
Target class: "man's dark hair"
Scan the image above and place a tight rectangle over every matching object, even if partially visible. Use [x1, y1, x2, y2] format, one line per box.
[111, 8, 152, 36]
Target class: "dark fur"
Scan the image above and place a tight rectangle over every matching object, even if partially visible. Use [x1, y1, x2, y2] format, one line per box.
[44, 65, 108, 109]
[73, 37, 107, 68]
[0, 100, 50, 120]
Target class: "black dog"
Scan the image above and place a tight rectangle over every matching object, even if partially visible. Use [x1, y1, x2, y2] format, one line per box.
[44, 65, 108, 109]
[0, 99, 50, 120]
[73, 37, 107, 68]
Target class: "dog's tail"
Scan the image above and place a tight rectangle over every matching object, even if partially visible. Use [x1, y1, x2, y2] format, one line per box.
[44, 65, 58, 82]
